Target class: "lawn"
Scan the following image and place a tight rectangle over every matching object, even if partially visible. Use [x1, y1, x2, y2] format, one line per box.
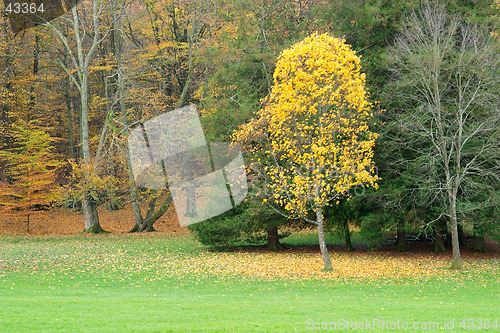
[0, 233, 498, 332]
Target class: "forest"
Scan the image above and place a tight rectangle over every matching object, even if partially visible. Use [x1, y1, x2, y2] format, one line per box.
[0, 0, 499, 271]
[0, 0, 499, 331]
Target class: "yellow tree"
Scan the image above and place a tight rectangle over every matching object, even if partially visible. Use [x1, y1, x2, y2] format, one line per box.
[234, 33, 379, 270]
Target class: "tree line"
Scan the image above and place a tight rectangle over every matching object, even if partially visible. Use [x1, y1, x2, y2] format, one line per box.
[0, 0, 498, 269]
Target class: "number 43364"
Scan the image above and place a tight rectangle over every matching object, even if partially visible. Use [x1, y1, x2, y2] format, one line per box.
[459, 319, 498, 330]
[6, 2, 45, 14]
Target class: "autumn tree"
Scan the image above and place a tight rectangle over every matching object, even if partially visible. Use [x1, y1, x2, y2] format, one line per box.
[43, 0, 110, 233]
[388, 2, 500, 268]
[0, 120, 61, 231]
[235, 33, 379, 270]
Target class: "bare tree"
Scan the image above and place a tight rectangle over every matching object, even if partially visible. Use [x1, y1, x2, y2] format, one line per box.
[44, 0, 111, 232]
[389, 1, 500, 268]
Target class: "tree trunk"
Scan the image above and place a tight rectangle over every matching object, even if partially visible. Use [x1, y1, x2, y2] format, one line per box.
[472, 235, 486, 252]
[433, 230, 446, 253]
[128, 221, 140, 233]
[110, 0, 151, 231]
[1, 24, 12, 120]
[112, 0, 144, 229]
[65, 81, 75, 159]
[80, 83, 102, 234]
[433, 218, 447, 253]
[129, 192, 157, 233]
[458, 223, 466, 247]
[73, 4, 104, 234]
[119, 100, 143, 226]
[174, 0, 204, 110]
[143, 221, 156, 232]
[316, 208, 332, 271]
[83, 198, 104, 233]
[342, 219, 354, 252]
[28, 34, 40, 122]
[396, 228, 408, 252]
[80, 73, 103, 233]
[449, 199, 462, 269]
[139, 193, 172, 232]
[141, 195, 158, 232]
[472, 223, 487, 252]
[145, 194, 157, 219]
[129, 191, 173, 233]
[267, 226, 282, 251]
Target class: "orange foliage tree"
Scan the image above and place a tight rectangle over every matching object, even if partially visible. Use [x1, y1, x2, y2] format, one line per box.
[0, 120, 61, 231]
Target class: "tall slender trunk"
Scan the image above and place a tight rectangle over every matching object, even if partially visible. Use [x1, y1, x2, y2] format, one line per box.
[112, 1, 143, 229]
[449, 198, 462, 269]
[342, 218, 354, 252]
[430, 26, 462, 269]
[28, 35, 40, 122]
[71, 3, 104, 233]
[142, 195, 158, 231]
[316, 207, 332, 271]
[65, 81, 75, 159]
[80, 70, 102, 232]
[457, 223, 466, 247]
[174, 0, 204, 109]
[79, 55, 103, 232]
[441, 119, 461, 267]
[396, 220, 408, 252]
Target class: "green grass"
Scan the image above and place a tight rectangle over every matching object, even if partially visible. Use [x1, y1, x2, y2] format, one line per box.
[281, 230, 366, 248]
[0, 234, 498, 332]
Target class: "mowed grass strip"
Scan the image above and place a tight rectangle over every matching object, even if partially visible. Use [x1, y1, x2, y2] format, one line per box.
[0, 234, 498, 332]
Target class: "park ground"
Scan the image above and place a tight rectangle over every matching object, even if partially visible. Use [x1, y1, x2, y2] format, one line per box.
[0, 206, 499, 332]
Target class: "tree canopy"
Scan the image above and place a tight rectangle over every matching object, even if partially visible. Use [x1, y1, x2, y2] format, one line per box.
[234, 33, 379, 270]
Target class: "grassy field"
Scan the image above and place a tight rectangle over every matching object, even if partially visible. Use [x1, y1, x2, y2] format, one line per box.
[0, 233, 498, 332]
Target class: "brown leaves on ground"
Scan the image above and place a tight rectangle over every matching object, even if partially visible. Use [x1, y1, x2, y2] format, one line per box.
[180, 246, 499, 281]
[0, 205, 498, 282]
[0, 205, 189, 235]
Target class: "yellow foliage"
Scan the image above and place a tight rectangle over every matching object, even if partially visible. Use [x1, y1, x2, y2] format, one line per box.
[0, 121, 62, 211]
[234, 32, 379, 220]
[57, 160, 120, 209]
